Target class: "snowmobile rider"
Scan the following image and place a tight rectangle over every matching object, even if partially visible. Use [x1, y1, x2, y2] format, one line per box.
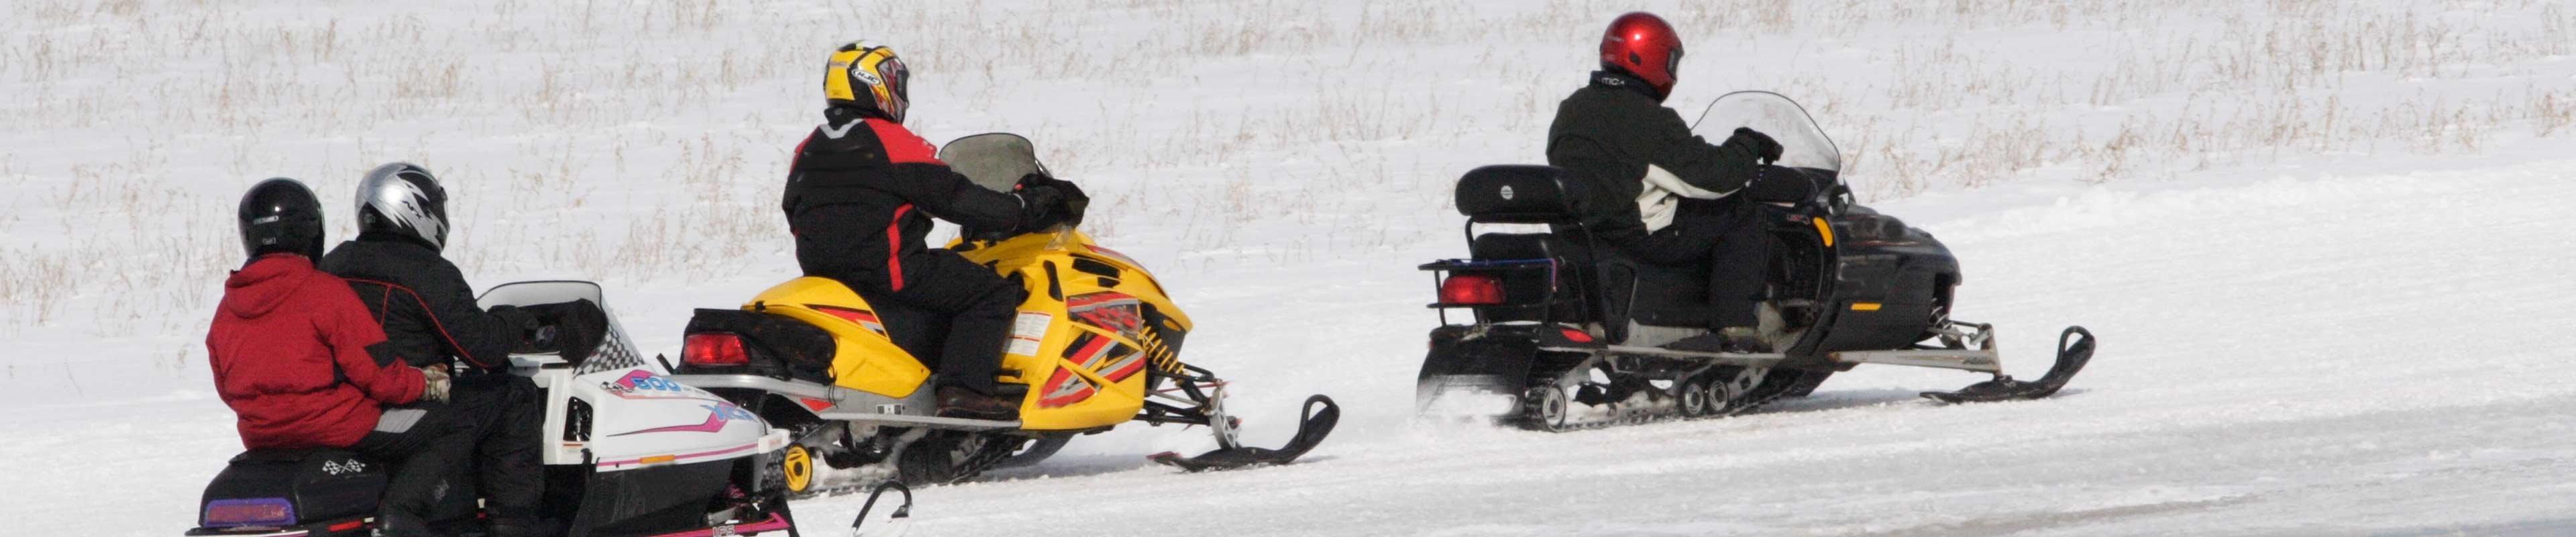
[318, 162, 592, 537]
[1548, 11, 1820, 351]
[209, 179, 513, 537]
[783, 41, 1087, 420]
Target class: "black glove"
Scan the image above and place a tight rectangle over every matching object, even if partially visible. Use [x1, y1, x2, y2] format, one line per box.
[1742, 164, 1821, 203]
[1015, 183, 1067, 232]
[1719, 128, 1784, 164]
[1014, 174, 1090, 231]
[525, 299, 608, 362]
[1044, 177, 1089, 228]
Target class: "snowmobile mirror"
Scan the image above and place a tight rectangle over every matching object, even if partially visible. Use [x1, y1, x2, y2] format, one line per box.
[938, 133, 1043, 194]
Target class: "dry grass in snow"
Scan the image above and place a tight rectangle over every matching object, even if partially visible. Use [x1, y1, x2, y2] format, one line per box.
[0, 0, 2569, 380]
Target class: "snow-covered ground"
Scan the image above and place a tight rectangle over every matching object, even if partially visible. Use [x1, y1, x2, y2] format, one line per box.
[5, 1, 2574, 535]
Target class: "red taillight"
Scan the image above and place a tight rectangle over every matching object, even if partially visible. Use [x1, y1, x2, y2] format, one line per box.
[203, 497, 295, 527]
[682, 333, 749, 367]
[1560, 328, 1595, 342]
[1438, 274, 1505, 305]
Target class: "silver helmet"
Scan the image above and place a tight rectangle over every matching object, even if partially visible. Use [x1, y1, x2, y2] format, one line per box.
[354, 162, 450, 252]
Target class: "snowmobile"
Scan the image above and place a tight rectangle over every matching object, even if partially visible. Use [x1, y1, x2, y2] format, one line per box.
[1415, 91, 2096, 431]
[185, 281, 800, 537]
[668, 133, 1340, 495]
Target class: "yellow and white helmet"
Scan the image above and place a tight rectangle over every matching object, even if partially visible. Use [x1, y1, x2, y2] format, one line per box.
[824, 40, 910, 124]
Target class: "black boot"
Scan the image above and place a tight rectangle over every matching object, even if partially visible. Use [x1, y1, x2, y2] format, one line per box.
[936, 386, 1019, 420]
[372, 511, 437, 537]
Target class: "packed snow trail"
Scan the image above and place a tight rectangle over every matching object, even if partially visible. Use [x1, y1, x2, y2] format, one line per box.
[14, 159, 2574, 536]
[754, 160, 2576, 536]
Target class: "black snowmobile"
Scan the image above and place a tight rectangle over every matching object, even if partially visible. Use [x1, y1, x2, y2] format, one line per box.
[1415, 91, 2096, 431]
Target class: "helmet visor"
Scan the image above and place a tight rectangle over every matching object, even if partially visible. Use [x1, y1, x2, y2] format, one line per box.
[1666, 44, 1684, 80]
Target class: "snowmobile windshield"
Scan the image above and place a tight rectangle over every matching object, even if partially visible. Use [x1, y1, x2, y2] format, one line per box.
[1688, 91, 1847, 195]
[940, 132, 1079, 240]
[941, 133, 1043, 193]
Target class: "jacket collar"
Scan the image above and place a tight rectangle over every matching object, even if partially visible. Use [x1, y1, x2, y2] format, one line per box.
[1589, 70, 1665, 102]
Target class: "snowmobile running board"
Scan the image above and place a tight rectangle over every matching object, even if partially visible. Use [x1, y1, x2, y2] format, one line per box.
[1150, 395, 1341, 472]
[1830, 349, 2002, 373]
[1540, 345, 1790, 368]
[804, 413, 1023, 431]
[669, 373, 1024, 431]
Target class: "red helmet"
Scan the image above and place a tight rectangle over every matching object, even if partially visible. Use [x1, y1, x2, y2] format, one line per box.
[1599, 12, 1683, 99]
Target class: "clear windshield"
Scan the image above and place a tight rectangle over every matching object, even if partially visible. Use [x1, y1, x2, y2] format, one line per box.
[1688, 91, 1852, 198]
[939, 133, 1043, 193]
[939, 132, 1081, 239]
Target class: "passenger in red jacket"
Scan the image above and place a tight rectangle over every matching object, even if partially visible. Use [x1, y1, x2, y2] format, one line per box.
[209, 179, 523, 537]
[209, 179, 432, 448]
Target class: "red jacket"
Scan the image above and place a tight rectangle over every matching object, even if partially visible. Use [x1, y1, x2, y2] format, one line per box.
[207, 254, 425, 449]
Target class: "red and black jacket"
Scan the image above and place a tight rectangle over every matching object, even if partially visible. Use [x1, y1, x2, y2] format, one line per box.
[783, 117, 1030, 292]
[319, 235, 537, 371]
[207, 254, 425, 450]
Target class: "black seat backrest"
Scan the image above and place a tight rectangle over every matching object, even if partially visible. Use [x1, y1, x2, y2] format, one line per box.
[1451, 165, 1614, 328]
[1456, 165, 1580, 224]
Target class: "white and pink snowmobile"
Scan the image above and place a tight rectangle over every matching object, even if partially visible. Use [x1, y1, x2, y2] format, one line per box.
[184, 281, 801, 537]
[1415, 92, 2096, 431]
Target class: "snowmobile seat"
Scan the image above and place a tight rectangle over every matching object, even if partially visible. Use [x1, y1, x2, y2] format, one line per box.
[1597, 250, 1714, 330]
[857, 294, 952, 366]
[1446, 164, 1713, 338]
[1442, 165, 1606, 326]
[198, 449, 388, 528]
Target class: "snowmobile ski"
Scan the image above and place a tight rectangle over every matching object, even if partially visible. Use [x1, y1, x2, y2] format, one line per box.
[1149, 395, 1340, 472]
[1922, 326, 2095, 403]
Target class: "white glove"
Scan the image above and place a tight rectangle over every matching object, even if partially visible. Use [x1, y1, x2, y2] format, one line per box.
[419, 364, 452, 403]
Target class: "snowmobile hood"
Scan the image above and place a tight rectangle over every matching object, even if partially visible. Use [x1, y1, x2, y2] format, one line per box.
[222, 254, 323, 318]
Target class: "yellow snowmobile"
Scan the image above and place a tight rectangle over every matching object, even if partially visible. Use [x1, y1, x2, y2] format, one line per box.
[669, 133, 1338, 494]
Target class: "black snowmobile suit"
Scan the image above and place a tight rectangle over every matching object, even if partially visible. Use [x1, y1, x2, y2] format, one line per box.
[1546, 70, 1808, 329]
[317, 234, 545, 526]
[320, 234, 537, 371]
[783, 110, 1036, 396]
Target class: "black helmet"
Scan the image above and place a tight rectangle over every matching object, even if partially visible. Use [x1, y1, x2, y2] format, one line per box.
[236, 178, 325, 260]
[354, 162, 451, 252]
